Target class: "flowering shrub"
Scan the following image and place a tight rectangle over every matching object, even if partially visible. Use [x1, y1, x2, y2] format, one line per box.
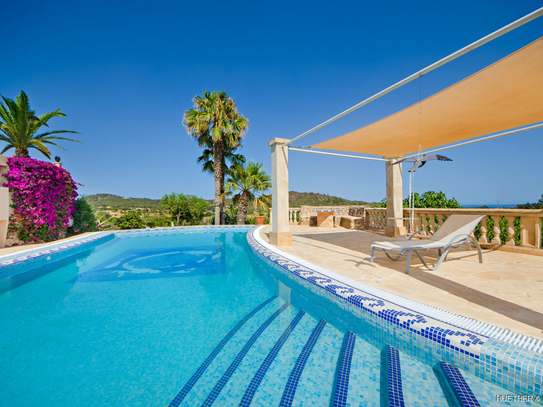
[4, 157, 78, 243]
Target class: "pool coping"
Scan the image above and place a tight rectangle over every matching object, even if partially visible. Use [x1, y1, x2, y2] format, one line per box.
[248, 226, 543, 396]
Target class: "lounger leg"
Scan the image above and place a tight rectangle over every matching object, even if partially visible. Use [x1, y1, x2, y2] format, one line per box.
[370, 247, 375, 263]
[404, 250, 413, 274]
[469, 236, 484, 264]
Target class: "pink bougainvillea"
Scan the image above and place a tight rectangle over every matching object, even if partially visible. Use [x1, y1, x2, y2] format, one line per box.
[4, 157, 78, 243]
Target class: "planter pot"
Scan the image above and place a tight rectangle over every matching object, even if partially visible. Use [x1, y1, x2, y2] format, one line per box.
[256, 216, 266, 225]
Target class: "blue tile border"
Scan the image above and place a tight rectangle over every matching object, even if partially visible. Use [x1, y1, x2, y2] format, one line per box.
[239, 310, 306, 407]
[168, 295, 277, 407]
[279, 319, 327, 407]
[0, 232, 114, 269]
[247, 226, 543, 397]
[332, 331, 356, 407]
[386, 345, 405, 407]
[441, 362, 481, 407]
[201, 302, 291, 407]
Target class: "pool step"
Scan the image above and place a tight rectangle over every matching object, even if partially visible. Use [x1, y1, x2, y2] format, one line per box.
[169, 296, 287, 406]
[168, 301, 529, 407]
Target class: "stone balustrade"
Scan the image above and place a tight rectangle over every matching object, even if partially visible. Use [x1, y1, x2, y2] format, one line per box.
[365, 207, 543, 251]
[281, 205, 543, 253]
[288, 208, 301, 225]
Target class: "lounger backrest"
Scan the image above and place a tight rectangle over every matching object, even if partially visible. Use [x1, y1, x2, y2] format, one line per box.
[428, 214, 485, 244]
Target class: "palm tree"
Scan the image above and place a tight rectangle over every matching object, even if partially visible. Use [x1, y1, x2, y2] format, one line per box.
[225, 161, 271, 225]
[196, 141, 245, 221]
[183, 90, 248, 225]
[0, 91, 80, 158]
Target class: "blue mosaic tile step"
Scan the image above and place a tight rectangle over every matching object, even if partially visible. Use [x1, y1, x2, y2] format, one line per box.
[238, 310, 306, 407]
[168, 295, 277, 407]
[210, 306, 300, 406]
[201, 302, 291, 407]
[279, 319, 327, 407]
[247, 313, 319, 406]
[399, 352, 451, 406]
[441, 362, 481, 407]
[460, 367, 537, 406]
[346, 334, 381, 406]
[332, 331, 356, 407]
[386, 345, 406, 407]
[176, 298, 286, 405]
[289, 322, 343, 406]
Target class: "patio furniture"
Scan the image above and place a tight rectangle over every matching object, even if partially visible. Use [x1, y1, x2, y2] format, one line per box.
[370, 214, 485, 273]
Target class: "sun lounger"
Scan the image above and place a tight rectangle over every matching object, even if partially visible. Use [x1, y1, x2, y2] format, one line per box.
[370, 214, 484, 274]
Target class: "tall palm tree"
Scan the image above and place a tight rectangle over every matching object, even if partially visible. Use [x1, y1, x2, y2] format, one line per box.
[225, 161, 271, 225]
[0, 91, 80, 158]
[183, 90, 249, 225]
[197, 142, 245, 222]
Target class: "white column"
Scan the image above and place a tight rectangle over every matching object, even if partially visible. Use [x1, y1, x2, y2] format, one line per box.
[385, 158, 405, 237]
[269, 138, 292, 246]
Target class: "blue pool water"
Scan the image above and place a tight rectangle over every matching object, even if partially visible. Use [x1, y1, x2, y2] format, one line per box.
[0, 228, 537, 406]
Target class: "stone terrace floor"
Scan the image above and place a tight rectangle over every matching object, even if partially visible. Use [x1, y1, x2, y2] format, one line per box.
[259, 225, 543, 341]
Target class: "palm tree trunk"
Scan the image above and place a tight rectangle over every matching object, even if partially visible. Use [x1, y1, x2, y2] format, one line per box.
[213, 139, 224, 225]
[236, 191, 250, 225]
[220, 178, 226, 225]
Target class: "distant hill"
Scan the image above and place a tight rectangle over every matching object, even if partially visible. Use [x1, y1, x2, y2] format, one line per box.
[289, 191, 377, 207]
[85, 194, 163, 211]
[84, 192, 377, 213]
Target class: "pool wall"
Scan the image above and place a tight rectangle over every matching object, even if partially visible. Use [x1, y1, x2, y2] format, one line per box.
[247, 227, 543, 397]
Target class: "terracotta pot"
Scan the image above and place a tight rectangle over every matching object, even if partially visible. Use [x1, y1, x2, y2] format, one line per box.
[255, 215, 266, 225]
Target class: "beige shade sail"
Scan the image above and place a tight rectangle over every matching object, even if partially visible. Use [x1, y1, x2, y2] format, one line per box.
[311, 37, 543, 158]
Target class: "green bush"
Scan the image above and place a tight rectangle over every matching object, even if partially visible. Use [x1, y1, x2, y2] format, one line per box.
[117, 212, 145, 230]
[67, 197, 98, 236]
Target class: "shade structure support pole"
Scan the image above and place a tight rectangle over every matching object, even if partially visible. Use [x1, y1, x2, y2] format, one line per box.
[288, 147, 387, 161]
[269, 138, 292, 246]
[281, 7, 543, 148]
[385, 158, 405, 237]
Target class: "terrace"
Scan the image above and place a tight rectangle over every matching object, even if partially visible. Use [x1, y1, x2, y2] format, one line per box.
[260, 206, 543, 342]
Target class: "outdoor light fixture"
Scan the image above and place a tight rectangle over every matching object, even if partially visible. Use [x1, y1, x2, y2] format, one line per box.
[54, 156, 61, 163]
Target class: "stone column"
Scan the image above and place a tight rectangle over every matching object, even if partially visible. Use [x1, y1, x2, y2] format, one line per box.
[269, 138, 292, 246]
[385, 158, 405, 237]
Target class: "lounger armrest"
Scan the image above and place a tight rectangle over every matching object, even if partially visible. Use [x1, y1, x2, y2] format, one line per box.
[408, 230, 433, 240]
[446, 233, 471, 246]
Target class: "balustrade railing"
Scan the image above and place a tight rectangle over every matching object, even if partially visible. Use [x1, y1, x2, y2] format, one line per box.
[280, 206, 542, 252]
[288, 208, 301, 225]
[366, 208, 542, 250]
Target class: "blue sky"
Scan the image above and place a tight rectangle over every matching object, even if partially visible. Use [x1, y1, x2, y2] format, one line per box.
[2, 1, 542, 205]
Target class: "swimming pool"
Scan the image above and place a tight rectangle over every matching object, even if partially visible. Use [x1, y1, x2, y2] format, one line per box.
[0, 227, 540, 406]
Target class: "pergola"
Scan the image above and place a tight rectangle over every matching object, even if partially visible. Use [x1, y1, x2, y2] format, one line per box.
[267, 8, 543, 246]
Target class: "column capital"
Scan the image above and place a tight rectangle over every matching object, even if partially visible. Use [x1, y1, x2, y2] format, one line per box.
[268, 138, 291, 147]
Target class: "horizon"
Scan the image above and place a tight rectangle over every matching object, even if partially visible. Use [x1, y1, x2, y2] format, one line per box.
[2, 1, 542, 204]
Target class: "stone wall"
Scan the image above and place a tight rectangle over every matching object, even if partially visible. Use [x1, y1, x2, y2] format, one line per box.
[299, 205, 368, 229]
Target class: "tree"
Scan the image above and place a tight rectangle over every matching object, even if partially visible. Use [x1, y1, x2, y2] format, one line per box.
[117, 212, 144, 230]
[379, 190, 461, 209]
[161, 193, 188, 226]
[196, 142, 246, 218]
[161, 193, 208, 225]
[225, 161, 271, 225]
[0, 91, 80, 158]
[183, 90, 249, 225]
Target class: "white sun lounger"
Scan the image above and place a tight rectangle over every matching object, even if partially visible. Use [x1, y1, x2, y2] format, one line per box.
[370, 214, 485, 274]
